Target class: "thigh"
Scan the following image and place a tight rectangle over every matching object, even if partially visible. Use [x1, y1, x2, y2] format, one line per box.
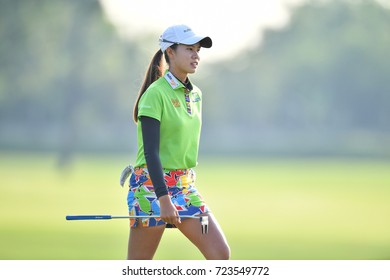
[127, 223, 165, 260]
[177, 213, 230, 260]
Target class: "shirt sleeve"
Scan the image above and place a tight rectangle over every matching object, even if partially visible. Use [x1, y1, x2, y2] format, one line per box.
[137, 88, 163, 121]
[140, 116, 168, 198]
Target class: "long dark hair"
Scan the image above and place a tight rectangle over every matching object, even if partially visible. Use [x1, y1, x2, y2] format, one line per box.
[133, 46, 176, 123]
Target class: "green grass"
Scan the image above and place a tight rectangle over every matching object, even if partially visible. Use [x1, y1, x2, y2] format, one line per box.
[1, 152, 389, 260]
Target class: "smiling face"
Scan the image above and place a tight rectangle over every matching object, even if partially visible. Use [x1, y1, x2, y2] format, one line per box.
[166, 43, 201, 82]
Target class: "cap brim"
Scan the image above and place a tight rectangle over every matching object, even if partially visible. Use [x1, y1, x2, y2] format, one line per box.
[180, 36, 212, 48]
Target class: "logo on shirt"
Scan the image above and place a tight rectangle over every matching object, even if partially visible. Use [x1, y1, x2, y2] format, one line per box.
[164, 72, 180, 89]
[192, 92, 201, 102]
[171, 98, 180, 107]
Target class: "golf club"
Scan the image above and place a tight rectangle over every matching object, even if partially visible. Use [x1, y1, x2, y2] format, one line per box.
[66, 214, 209, 234]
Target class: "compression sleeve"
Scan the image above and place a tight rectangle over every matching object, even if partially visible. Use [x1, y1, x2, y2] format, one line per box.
[140, 116, 168, 198]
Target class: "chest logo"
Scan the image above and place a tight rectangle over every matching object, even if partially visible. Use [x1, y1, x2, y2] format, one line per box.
[192, 92, 201, 102]
[171, 98, 180, 107]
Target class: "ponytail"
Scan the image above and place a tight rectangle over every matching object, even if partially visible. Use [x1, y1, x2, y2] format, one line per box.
[133, 49, 164, 123]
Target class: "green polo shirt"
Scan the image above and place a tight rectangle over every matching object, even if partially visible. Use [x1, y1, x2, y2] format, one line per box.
[134, 71, 202, 170]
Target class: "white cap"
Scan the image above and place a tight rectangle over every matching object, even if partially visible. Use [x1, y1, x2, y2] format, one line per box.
[159, 24, 212, 53]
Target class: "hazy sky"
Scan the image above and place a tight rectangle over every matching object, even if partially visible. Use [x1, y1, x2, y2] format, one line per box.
[100, 0, 308, 62]
[100, 0, 390, 62]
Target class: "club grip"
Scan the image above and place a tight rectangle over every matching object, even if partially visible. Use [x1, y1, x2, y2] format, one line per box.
[66, 215, 112, 220]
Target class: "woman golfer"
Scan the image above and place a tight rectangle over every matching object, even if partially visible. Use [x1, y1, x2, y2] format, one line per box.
[126, 24, 230, 260]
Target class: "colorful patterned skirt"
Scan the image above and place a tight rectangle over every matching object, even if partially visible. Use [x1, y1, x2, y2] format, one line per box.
[127, 166, 209, 228]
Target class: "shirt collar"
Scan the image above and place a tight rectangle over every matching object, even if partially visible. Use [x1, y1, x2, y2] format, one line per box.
[164, 70, 193, 91]
[164, 70, 182, 89]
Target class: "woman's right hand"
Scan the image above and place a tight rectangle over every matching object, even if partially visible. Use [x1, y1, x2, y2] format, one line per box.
[159, 195, 181, 226]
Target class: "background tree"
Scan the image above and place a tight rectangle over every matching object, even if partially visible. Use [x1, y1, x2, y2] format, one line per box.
[1, 0, 389, 159]
[200, 0, 390, 156]
[0, 0, 145, 164]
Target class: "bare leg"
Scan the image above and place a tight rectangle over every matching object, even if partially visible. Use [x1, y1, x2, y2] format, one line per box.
[177, 213, 230, 260]
[127, 222, 166, 260]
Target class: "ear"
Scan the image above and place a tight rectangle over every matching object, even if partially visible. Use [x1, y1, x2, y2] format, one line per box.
[166, 46, 175, 57]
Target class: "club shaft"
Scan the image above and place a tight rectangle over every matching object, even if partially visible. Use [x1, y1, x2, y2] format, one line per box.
[65, 215, 201, 221]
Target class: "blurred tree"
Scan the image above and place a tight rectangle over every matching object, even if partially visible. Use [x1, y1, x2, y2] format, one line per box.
[1, 0, 389, 158]
[0, 0, 145, 164]
[200, 0, 390, 156]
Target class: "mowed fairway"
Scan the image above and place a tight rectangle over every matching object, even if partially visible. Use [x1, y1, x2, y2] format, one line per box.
[1, 152, 389, 260]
